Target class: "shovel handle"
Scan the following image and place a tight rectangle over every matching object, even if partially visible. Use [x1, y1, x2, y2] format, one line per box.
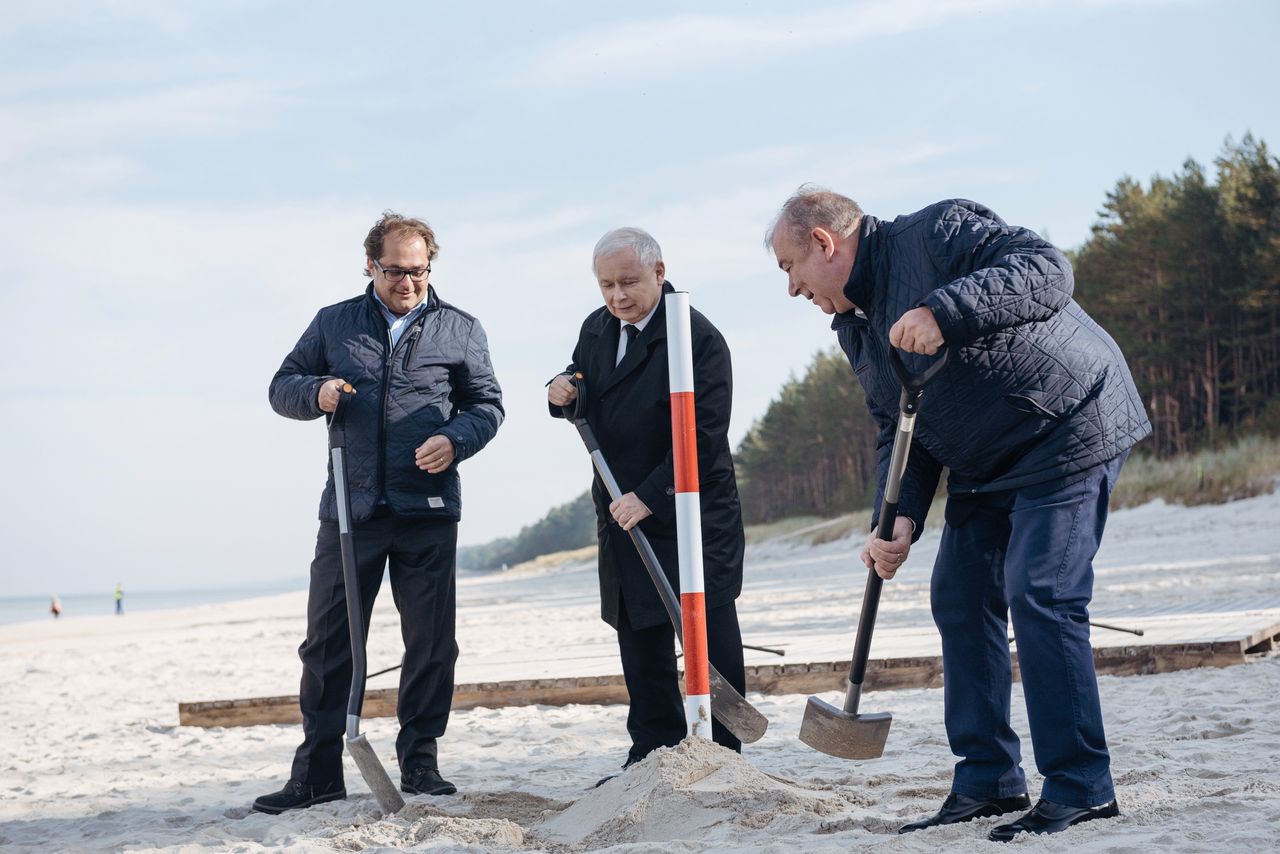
[845, 347, 947, 700]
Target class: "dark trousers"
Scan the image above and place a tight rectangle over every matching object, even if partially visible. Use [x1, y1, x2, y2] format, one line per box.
[616, 598, 746, 759]
[931, 454, 1126, 808]
[290, 510, 458, 786]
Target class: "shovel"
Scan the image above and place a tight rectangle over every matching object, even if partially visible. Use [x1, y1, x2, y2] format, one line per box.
[329, 383, 405, 814]
[799, 347, 947, 760]
[559, 374, 768, 743]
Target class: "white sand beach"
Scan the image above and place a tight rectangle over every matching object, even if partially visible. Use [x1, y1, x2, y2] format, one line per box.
[2, 492, 1279, 852]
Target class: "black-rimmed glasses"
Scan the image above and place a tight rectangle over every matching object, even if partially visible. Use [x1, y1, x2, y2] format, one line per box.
[373, 260, 431, 283]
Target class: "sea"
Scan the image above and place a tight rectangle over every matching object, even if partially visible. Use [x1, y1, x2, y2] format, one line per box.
[0, 580, 306, 627]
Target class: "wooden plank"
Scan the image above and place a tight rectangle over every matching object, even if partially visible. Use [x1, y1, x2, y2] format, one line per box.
[180, 624, 1279, 728]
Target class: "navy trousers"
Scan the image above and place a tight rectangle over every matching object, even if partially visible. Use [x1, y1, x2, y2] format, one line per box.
[931, 453, 1126, 808]
[616, 598, 746, 759]
[290, 510, 458, 787]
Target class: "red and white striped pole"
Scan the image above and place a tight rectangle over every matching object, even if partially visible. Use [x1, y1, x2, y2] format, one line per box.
[665, 290, 711, 738]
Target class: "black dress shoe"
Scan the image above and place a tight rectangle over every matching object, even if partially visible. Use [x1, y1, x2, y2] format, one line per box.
[593, 752, 644, 788]
[898, 792, 1032, 833]
[251, 779, 346, 814]
[401, 766, 458, 796]
[989, 798, 1120, 842]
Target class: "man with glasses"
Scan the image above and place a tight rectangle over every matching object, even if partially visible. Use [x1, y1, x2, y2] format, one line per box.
[255, 211, 504, 814]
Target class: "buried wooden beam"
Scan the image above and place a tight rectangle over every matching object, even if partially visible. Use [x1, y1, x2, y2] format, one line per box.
[178, 623, 1278, 728]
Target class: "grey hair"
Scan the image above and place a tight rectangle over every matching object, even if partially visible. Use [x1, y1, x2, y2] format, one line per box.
[592, 227, 663, 272]
[764, 183, 864, 250]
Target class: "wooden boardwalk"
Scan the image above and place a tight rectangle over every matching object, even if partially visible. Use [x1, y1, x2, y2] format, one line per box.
[179, 607, 1280, 728]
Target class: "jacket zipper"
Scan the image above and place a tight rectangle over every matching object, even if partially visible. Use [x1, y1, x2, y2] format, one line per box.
[377, 325, 392, 504]
[378, 305, 434, 504]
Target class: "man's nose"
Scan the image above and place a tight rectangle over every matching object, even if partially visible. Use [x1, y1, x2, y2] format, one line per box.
[787, 278, 801, 297]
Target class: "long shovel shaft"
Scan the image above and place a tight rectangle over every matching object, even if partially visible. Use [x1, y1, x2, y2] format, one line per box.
[846, 404, 915, 700]
[332, 446, 368, 728]
[569, 417, 767, 743]
[802, 348, 946, 760]
[329, 392, 404, 814]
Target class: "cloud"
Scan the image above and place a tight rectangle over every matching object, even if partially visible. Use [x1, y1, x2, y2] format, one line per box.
[0, 0, 258, 40]
[516, 0, 1013, 86]
[515, 0, 1203, 87]
[0, 80, 283, 165]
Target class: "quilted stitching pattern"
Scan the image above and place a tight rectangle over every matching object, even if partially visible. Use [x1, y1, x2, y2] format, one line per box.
[835, 200, 1151, 528]
[269, 286, 504, 523]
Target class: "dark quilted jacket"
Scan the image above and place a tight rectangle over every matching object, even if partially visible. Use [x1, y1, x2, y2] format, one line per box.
[833, 199, 1150, 536]
[269, 284, 504, 523]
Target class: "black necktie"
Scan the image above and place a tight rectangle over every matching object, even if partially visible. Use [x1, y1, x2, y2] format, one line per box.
[616, 323, 640, 367]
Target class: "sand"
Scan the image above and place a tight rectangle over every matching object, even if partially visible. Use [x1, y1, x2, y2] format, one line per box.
[2, 491, 1279, 852]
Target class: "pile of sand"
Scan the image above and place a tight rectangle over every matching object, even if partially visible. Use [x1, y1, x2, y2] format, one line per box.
[534, 737, 851, 848]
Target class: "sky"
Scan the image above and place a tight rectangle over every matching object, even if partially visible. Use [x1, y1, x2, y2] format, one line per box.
[1, 0, 1277, 597]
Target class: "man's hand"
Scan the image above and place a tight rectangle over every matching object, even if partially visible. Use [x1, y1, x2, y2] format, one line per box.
[415, 435, 456, 474]
[317, 378, 351, 413]
[889, 307, 944, 355]
[548, 374, 578, 407]
[610, 492, 652, 532]
[861, 515, 914, 580]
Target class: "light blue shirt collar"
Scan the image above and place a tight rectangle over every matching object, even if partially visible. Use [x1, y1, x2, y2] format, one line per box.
[372, 288, 429, 349]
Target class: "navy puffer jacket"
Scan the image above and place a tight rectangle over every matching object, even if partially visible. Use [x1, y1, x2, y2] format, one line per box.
[269, 284, 504, 523]
[833, 200, 1150, 536]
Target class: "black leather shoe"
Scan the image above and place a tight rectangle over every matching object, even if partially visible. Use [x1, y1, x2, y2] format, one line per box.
[401, 766, 457, 796]
[989, 798, 1120, 842]
[251, 779, 346, 814]
[593, 752, 644, 788]
[898, 792, 1032, 833]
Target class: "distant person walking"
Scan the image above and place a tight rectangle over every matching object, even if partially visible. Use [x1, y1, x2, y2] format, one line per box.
[114, 583, 123, 615]
[255, 211, 504, 815]
[764, 187, 1150, 842]
[51, 596, 61, 619]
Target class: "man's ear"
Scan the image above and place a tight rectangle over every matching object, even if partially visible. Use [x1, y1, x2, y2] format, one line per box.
[812, 227, 837, 260]
[654, 260, 666, 281]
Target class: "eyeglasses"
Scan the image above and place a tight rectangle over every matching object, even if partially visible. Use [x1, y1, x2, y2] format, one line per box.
[373, 260, 431, 283]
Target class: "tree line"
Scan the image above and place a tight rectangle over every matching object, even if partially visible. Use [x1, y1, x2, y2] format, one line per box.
[1071, 134, 1279, 456]
[462, 133, 1279, 563]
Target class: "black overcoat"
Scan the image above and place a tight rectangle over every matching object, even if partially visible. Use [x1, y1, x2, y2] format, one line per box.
[550, 282, 744, 630]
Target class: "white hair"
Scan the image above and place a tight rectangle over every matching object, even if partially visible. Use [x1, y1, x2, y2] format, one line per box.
[592, 227, 663, 272]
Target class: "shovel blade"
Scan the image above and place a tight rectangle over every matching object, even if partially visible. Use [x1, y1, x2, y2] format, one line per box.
[346, 733, 405, 814]
[798, 694, 892, 759]
[707, 666, 768, 743]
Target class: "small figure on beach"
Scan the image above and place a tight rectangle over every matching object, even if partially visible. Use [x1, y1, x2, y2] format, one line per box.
[546, 227, 747, 786]
[114, 583, 123, 615]
[765, 187, 1150, 841]
[254, 211, 503, 815]
[50, 596, 61, 618]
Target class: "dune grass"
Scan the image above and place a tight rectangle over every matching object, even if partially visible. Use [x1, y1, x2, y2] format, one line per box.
[1111, 434, 1280, 508]
[745, 434, 1280, 547]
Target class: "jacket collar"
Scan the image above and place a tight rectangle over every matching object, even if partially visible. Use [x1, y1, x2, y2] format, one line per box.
[587, 280, 675, 395]
[842, 215, 881, 311]
[363, 282, 440, 319]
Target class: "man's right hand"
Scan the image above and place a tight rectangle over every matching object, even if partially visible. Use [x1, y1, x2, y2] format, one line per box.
[547, 374, 578, 407]
[318, 378, 351, 413]
[861, 515, 914, 580]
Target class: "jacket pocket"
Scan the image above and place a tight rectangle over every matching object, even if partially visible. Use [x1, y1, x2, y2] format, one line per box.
[1002, 392, 1064, 421]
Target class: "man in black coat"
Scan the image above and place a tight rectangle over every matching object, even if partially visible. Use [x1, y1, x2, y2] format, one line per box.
[766, 187, 1150, 842]
[547, 227, 746, 781]
[254, 212, 503, 814]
